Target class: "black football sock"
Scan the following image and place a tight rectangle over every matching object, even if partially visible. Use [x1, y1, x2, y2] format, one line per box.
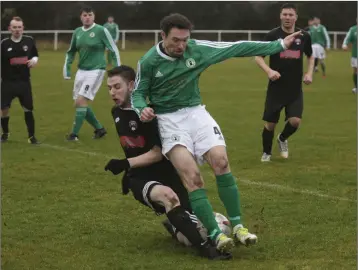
[314, 58, 318, 69]
[1, 116, 9, 134]
[320, 62, 326, 76]
[24, 111, 35, 138]
[166, 206, 205, 248]
[280, 121, 298, 141]
[353, 73, 357, 88]
[262, 126, 274, 155]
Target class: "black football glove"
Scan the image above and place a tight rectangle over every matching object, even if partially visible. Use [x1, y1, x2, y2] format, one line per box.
[104, 159, 130, 175]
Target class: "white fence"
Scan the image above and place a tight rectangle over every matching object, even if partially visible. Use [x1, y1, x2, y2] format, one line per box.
[0, 30, 348, 50]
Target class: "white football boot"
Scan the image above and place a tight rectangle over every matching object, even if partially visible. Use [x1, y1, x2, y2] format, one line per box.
[233, 226, 258, 246]
[261, 153, 271, 162]
[277, 134, 289, 159]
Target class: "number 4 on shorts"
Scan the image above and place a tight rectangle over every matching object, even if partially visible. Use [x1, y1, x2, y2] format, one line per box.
[213, 126, 221, 135]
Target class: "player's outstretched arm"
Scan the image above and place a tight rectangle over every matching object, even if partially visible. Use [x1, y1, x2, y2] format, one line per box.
[63, 32, 77, 79]
[102, 28, 121, 66]
[194, 31, 302, 65]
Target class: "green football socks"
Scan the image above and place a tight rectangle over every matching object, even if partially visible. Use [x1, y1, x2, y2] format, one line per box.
[72, 107, 87, 135]
[86, 107, 103, 130]
[189, 188, 222, 240]
[216, 172, 242, 227]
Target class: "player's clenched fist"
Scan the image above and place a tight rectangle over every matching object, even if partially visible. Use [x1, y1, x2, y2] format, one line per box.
[268, 69, 281, 81]
[140, 107, 156, 122]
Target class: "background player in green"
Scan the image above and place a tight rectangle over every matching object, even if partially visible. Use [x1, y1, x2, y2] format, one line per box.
[131, 13, 301, 253]
[63, 6, 121, 141]
[342, 20, 357, 93]
[103, 16, 120, 67]
[309, 17, 330, 77]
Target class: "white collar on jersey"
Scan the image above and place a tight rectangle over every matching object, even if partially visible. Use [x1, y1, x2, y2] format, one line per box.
[11, 36, 22, 43]
[156, 41, 176, 61]
[82, 23, 96, 32]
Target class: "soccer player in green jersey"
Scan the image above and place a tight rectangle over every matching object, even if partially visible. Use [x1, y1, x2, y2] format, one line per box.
[63, 6, 121, 141]
[103, 16, 120, 67]
[309, 17, 330, 77]
[342, 21, 357, 93]
[131, 13, 301, 254]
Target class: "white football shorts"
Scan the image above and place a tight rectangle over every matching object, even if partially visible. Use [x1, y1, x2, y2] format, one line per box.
[312, 44, 326, 59]
[157, 105, 226, 165]
[73, 69, 105, 100]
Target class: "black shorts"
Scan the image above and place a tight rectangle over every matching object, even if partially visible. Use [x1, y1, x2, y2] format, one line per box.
[262, 91, 303, 123]
[1, 80, 33, 110]
[126, 172, 191, 215]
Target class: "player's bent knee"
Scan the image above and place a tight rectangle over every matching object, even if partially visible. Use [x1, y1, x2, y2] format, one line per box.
[182, 169, 204, 191]
[1, 108, 10, 117]
[151, 186, 180, 211]
[289, 117, 301, 128]
[212, 155, 229, 174]
[265, 122, 276, 131]
[75, 96, 89, 107]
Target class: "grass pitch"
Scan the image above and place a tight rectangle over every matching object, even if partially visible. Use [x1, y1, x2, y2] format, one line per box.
[1, 49, 356, 270]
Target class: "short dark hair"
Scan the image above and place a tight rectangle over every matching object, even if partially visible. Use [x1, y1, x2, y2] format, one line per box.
[160, 13, 193, 36]
[80, 6, 94, 15]
[280, 3, 297, 14]
[107, 65, 136, 83]
[12, 16, 23, 22]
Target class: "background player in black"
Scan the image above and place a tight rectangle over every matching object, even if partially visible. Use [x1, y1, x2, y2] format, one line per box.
[1, 16, 39, 144]
[104, 65, 231, 260]
[255, 3, 314, 162]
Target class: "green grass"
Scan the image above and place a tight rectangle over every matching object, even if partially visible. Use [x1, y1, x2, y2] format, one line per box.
[2, 49, 356, 270]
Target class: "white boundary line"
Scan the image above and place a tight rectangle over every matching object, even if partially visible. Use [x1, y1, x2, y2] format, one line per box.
[40, 143, 356, 203]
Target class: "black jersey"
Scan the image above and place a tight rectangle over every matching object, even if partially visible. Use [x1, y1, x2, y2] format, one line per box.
[265, 27, 312, 99]
[1, 35, 39, 81]
[111, 106, 177, 179]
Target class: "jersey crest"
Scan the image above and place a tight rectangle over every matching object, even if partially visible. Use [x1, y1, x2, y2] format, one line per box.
[186, 58, 196, 68]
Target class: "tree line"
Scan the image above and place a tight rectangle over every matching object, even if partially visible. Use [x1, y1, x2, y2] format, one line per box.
[1, 1, 356, 31]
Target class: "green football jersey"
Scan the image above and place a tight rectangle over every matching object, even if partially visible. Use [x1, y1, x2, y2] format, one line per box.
[64, 23, 120, 77]
[309, 24, 330, 49]
[343, 25, 357, 58]
[103, 22, 120, 42]
[132, 39, 286, 114]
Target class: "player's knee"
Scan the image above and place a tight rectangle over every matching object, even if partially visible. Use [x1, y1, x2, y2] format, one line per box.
[265, 122, 276, 131]
[182, 169, 203, 191]
[162, 188, 180, 210]
[1, 108, 9, 117]
[212, 155, 229, 174]
[75, 97, 88, 107]
[289, 117, 301, 128]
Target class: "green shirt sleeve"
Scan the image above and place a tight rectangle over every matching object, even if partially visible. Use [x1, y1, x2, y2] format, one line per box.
[115, 24, 120, 42]
[102, 28, 121, 66]
[131, 60, 152, 116]
[194, 39, 285, 66]
[63, 31, 77, 78]
[322, 26, 330, 49]
[343, 28, 353, 46]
